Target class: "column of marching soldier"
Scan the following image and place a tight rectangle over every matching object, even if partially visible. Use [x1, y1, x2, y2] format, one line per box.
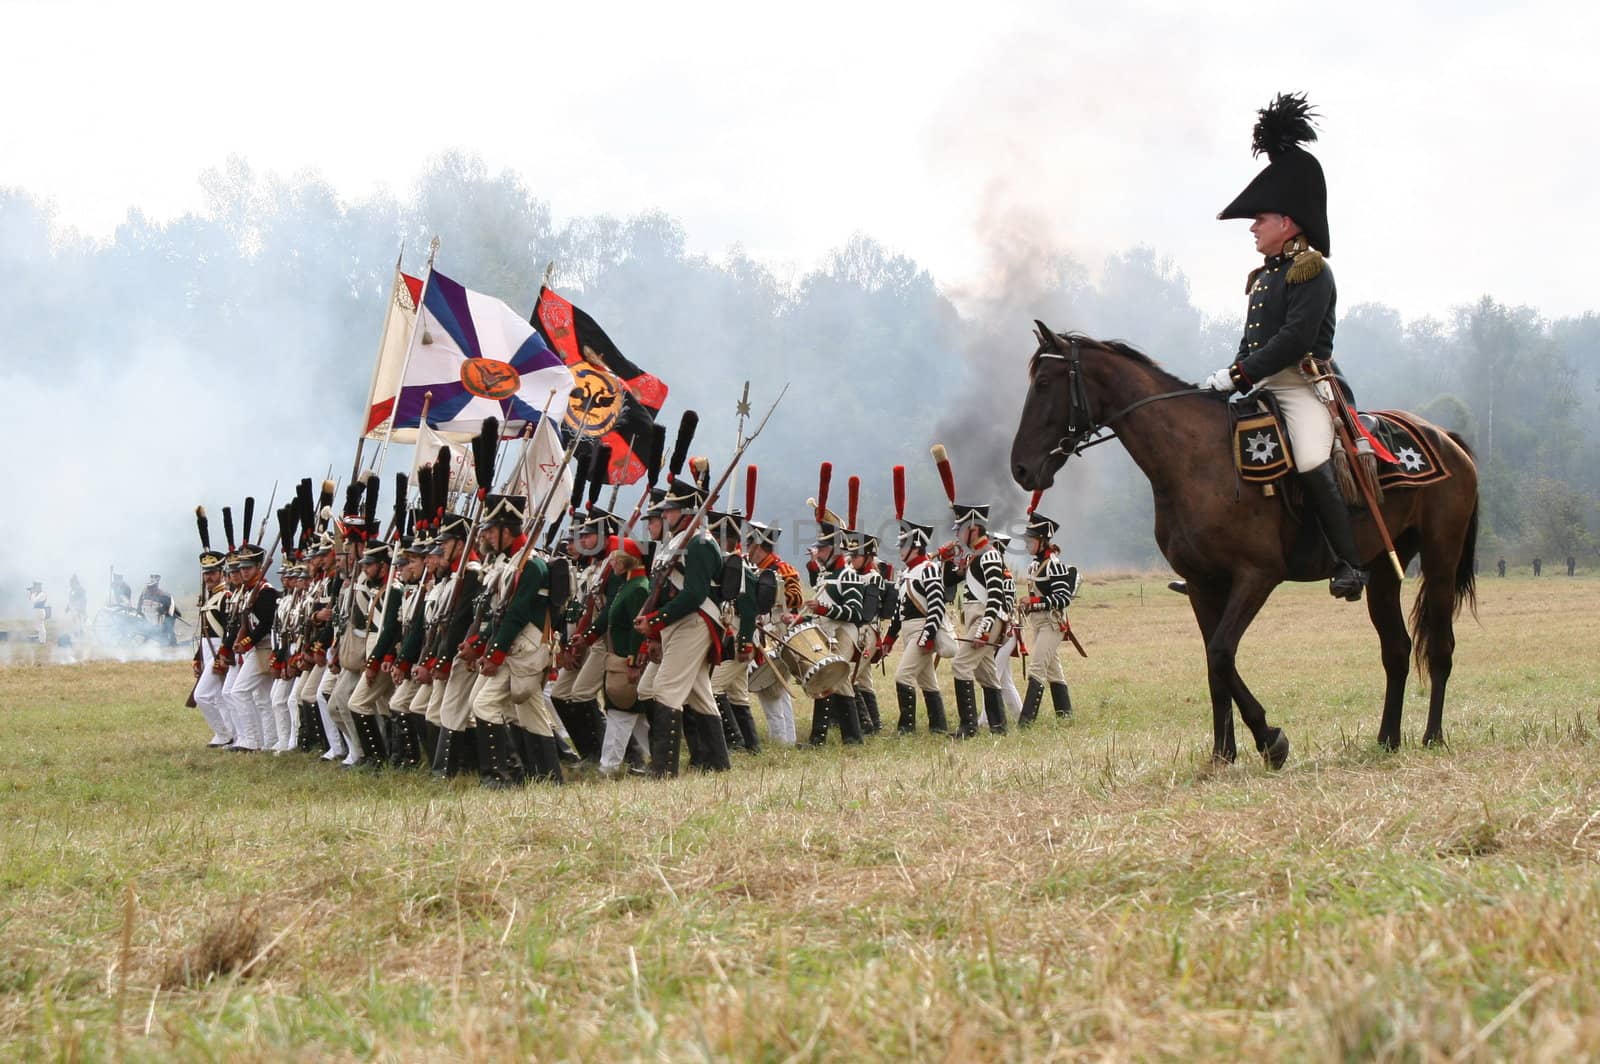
[187, 414, 1083, 786]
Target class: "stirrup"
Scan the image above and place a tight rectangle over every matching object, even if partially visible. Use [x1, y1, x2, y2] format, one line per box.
[1329, 562, 1368, 602]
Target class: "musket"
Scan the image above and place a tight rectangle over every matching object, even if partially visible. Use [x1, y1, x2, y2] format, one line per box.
[257, 480, 278, 543]
[1308, 360, 1404, 580]
[638, 384, 788, 617]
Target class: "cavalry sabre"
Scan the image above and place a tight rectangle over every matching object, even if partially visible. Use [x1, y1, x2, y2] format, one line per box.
[1308, 359, 1404, 580]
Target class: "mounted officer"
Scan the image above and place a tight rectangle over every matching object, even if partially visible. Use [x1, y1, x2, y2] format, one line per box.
[1204, 92, 1366, 603]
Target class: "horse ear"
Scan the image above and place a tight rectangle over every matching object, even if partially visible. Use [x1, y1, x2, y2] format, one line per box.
[1034, 320, 1057, 350]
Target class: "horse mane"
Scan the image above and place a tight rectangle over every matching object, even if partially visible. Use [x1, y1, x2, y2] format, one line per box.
[1044, 331, 1197, 390]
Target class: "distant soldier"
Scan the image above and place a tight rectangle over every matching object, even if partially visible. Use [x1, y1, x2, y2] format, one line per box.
[709, 510, 762, 752]
[138, 574, 177, 645]
[597, 537, 652, 776]
[26, 581, 49, 644]
[1017, 510, 1081, 724]
[885, 469, 952, 735]
[67, 575, 87, 637]
[634, 479, 732, 774]
[1533, 557, 1542, 577]
[744, 517, 802, 746]
[1497, 556, 1506, 578]
[191, 508, 232, 747]
[948, 501, 1009, 738]
[802, 517, 866, 747]
[110, 571, 132, 607]
[848, 531, 890, 735]
[1568, 555, 1577, 577]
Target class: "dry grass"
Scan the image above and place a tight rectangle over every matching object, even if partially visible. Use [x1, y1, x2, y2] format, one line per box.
[1, 573, 1598, 1060]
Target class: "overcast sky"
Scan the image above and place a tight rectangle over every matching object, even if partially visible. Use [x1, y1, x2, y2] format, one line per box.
[5, 0, 1595, 323]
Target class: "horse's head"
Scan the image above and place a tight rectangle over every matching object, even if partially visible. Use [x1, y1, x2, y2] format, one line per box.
[1010, 321, 1090, 491]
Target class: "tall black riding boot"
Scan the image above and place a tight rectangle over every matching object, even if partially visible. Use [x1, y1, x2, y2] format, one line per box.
[353, 713, 388, 767]
[432, 727, 459, 777]
[584, 698, 607, 763]
[308, 703, 330, 752]
[1018, 679, 1045, 728]
[716, 694, 746, 751]
[296, 703, 316, 751]
[478, 722, 526, 788]
[860, 689, 882, 734]
[1301, 462, 1369, 602]
[694, 711, 733, 771]
[554, 732, 583, 764]
[649, 702, 682, 778]
[529, 734, 564, 784]
[832, 692, 864, 745]
[386, 713, 414, 768]
[512, 726, 539, 777]
[924, 689, 949, 734]
[953, 680, 979, 739]
[807, 698, 830, 746]
[852, 693, 874, 737]
[730, 703, 761, 753]
[420, 718, 440, 766]
[684, 705, 708, 769]
[982, 686, 1007, 735]
[1049, 681, 1073, 719]
[895, 683, 918, 734]
[551, 697, 586, 760]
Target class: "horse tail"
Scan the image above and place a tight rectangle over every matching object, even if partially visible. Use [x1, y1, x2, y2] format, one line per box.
[1408, 430, 1480, 676]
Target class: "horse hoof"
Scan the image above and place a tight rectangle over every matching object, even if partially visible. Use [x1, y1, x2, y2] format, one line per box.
[1261, 729, 1290, 771]
[1422, 732, 1445, 749]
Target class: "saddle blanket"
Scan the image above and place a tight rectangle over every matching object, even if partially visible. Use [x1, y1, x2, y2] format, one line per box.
[1234, 405, 1451, 490]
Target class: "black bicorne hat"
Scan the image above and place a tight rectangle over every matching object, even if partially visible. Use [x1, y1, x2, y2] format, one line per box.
[1025, 511, 1060, 541]
[481, 494, 526, 530]
[744, 519, 781, 549]
[1217, 92, 1330, 256]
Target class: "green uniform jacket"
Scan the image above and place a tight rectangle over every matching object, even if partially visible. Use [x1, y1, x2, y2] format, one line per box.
[397, 584, 428, 665]
[657, 534, 721, 626]
[607, 572, 650, 660]
[367, 584, 404, 663]
[489, 556, 551, 654]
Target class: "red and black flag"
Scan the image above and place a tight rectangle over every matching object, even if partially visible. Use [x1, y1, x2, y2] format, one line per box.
[532, 285, 668, 485]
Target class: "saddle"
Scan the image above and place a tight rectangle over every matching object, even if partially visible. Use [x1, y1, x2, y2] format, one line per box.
[1230, 397, 1451, 494]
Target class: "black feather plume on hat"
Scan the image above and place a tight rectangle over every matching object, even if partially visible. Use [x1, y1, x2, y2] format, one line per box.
[1252, 92, 1318, 161]
[432, 447, 451, 524]
[343, 480, 363, 520]
[277, 504, 298, 555]
[361, 471, 380, 528]
[241, 496, 255, 544]
[416, 462, 434, 529]
[296, 479, 314, 543]
[391, 472, 408, 539]
[222, 506, 236, 551]
[645, 423, 667, 488]
[471, 419, 499, 492]
[196, 506, 211, 550]
[668, 411, 698, 482]
[318, 478, 336, 515]
[587, 444, 611, 507]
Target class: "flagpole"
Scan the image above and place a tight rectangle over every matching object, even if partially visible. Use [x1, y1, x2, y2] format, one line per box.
[374, 236, 440, 483]
[350, 242, 408, 482]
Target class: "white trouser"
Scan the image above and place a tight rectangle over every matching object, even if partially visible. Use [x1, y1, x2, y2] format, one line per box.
[228, 651, 273, 750]
[193, 641, 230, 743]
[1261, 366, 1336, 473]
[755, 682, 796, 746]
[269, 677, 295, 750]
[599, 707, 650, 776]
[315, 654, 348, 758]
[994, 631, 1021, 720]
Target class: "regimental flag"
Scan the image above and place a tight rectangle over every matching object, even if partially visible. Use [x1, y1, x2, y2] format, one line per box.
[393, 271, 575, 438]
[533, 285, 667, 485]
[412, 422, 477, 495]
[501, 416, 573, 517]
[362, 270, 426, 439]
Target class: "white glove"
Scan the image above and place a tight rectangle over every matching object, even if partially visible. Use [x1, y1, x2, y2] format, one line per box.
[1203, 367, 1234, 392]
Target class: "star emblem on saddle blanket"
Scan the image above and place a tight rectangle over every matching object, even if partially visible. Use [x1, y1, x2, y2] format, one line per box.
[1396, 446, 1424, 471]
[1245, 432, 1279, 464]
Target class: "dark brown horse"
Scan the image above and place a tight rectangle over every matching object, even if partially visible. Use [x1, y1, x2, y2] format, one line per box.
[1010, 325, 1479, 765]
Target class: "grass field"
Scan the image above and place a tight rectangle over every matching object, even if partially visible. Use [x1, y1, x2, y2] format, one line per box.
[2, 574, 1598, 1060]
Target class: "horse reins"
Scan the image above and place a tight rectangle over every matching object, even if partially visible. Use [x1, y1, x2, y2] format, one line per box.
[1037, 337, 1209, 459]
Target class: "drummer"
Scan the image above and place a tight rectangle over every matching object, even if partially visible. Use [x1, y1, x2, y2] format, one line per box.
[803, 519, 866, 746]
[744, 518, 800, 747]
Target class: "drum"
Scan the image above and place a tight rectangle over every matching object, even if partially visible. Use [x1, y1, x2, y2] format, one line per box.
[775, 621, 852, 698]
[746, 649, 792, 693]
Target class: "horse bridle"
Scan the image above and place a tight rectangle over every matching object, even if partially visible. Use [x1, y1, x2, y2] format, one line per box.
[1037, 337, 1208, 459]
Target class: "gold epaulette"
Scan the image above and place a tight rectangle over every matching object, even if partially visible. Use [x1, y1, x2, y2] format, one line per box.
[1287, 246, 1326, 284]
